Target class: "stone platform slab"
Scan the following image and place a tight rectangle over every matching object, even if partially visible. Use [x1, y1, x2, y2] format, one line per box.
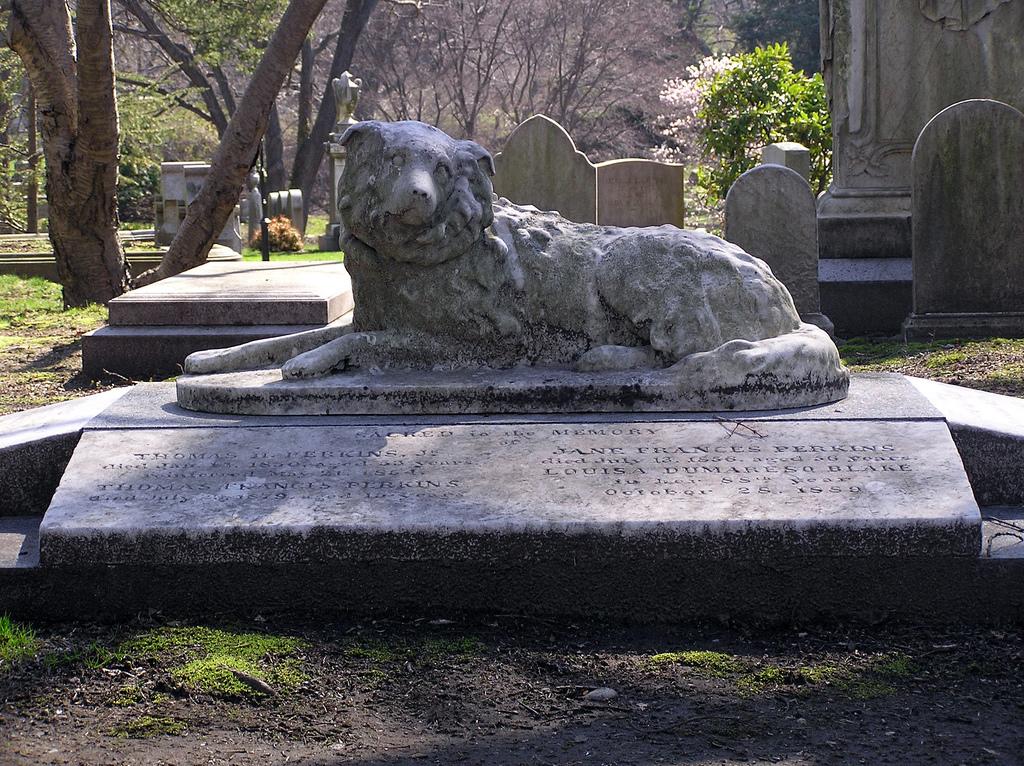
[107, 260, 352, 326]
[39, 412, 980, 567]
[176, 363, 849, 416]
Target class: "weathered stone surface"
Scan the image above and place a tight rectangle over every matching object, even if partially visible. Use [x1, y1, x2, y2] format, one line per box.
[761, 142, 811, 181]
[819, 257, 912, 335]
[596, 159, 685, 228]
[177, 329, 849, 415]
[0, 517, 40, 568]
[95, 373, 943, 430]
[725, 164, 829, 332]
[183, 120, 848, 412]
[907, 376, 1024, 506]
[82, 318, 351, 380]
[493, 114, 598, 223]
[904, 99, 1024, 339]
[818, 0, 1024, 260]
[39, 417, 980, 567]
[0, 389, 129, 516]
[107, 261, 352, 326]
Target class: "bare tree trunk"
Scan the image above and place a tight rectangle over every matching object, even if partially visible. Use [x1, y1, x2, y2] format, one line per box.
[132, 0, 332, 288]
[298, 37, 313, 146]
[8, 0, 128, 306]
[289, 0, 378, 206]
[265, 103, 288, 191]
[26, 83, 38, 233]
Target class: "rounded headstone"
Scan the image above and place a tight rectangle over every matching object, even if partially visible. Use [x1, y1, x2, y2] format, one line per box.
[911, 99, 1024, 316]
[724, 164, 821, 318]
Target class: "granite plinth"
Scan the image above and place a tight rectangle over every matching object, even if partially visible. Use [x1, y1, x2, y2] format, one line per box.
[107, 261, 352, 326]
[903, 313, 1024, 341]
[39, 417, 980, 567]
[819, 258, 913, 337]
[176, 363, 850, 416]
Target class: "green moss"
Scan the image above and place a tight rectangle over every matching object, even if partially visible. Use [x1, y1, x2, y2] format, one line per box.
[925, 350, 969, 369]
[109, 683, 145, 708]
[874, 652, 915, 678]
[343, 641, 404, 663]
[111, 715, 185, 738]
[120, 625, 306, 699]
[649, 650, 743, 675]
[736, 665, 785, 693]
[421, 636, 485, 659]
[838, 337, 939, 369]
[0, 615, 38, 669]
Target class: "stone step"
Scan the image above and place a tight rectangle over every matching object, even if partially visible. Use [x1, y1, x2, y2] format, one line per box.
[106, 260, 351, 327]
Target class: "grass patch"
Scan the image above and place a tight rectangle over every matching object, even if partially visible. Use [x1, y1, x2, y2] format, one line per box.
[649, 650, 744, 675]
[0, 615, 38, 669]
[241, 247, 342, 262]
[43, 640, 122, 671]
[120, 626, 306, 699]
[0, 275, 106, 331]
[111, 715, 185, 738]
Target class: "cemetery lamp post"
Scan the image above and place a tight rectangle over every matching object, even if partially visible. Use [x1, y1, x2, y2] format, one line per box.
[258, 139, 271, 262]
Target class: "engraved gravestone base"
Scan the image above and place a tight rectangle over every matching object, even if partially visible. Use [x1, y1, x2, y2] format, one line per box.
[39, 376, 981, 572]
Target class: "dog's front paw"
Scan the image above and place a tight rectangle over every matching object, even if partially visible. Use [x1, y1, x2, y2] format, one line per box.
[184, 346, 249, 374]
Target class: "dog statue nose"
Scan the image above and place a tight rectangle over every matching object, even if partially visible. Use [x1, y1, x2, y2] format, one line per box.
[392, 169, 438, 225]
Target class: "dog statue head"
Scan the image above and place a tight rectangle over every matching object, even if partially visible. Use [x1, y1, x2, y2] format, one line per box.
[338, 120, 498, 265]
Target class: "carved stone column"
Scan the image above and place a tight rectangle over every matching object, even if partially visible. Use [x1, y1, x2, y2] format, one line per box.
[817, 0, 1024, 260]
[318, 71, 362, 253]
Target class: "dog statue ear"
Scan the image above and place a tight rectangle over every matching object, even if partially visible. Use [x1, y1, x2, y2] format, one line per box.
[339, 120, 382, 148]
[459, 140, 495, 177]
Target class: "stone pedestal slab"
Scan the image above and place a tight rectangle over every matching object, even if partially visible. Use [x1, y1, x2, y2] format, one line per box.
[39, 416, 980, 567]
[107, 261, 352, 326]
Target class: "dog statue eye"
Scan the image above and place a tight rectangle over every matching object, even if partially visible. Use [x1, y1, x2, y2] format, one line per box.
[433, 163, 451, 184]
[390, 154, 405, 169]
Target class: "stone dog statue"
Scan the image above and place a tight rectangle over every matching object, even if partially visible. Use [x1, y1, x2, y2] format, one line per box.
[185, 120, 846, 400]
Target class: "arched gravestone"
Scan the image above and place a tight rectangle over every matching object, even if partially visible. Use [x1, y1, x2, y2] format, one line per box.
[493, 114, 598, 224]
[596, 159, 685, 229]
[724, 164, 831, 334]
[903, 99, 1024, 339]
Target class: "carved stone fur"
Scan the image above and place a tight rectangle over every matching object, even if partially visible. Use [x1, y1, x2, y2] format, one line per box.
[184, 120, 845, 393]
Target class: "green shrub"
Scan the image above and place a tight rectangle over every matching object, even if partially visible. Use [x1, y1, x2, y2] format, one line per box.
[253, 215, 304, 252]
[695, 43, 831, 201]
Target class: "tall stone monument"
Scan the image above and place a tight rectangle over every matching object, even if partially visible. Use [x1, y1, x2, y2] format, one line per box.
[318, 71, 362, 252]
[817, 0, 1024, 261]
[903, 99, 1024, 339]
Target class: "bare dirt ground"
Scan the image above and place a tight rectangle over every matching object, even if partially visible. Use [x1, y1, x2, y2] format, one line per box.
[1, 616, 1022, 766]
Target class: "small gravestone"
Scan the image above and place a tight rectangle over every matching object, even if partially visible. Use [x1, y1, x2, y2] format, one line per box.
[596, 159, 685, 228]
[760, 142, 811, 182]
[268, 189, 305, 236]
[724, 164, 832, 334]
[904, 99, 1024, 339]
[493, 115, 598, 223]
